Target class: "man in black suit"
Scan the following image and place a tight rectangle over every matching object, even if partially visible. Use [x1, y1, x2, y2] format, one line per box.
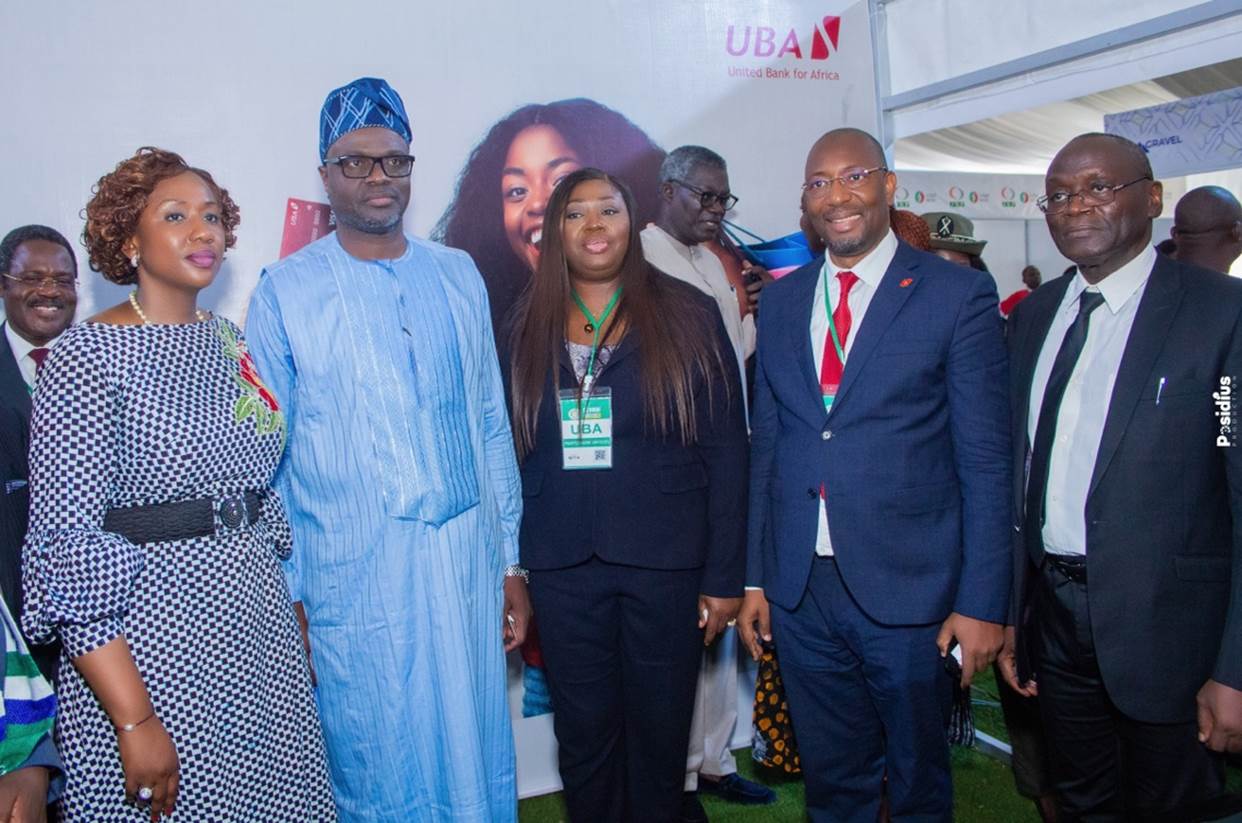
[1000, 133, 1242, 820]
[0, 224, 78, 679]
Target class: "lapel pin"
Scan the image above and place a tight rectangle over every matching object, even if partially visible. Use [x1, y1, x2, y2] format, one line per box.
[899, 278, 913, 288]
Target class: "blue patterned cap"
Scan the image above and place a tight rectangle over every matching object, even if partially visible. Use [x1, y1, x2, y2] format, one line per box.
[319, 77, 411, 161]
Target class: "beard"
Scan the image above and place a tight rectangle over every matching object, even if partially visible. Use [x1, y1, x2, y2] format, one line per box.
[825, 234, 872, 258]
[334, 206, 403, 235]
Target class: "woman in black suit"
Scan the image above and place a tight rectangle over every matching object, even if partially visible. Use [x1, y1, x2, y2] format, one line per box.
[504, 168, 748, 823]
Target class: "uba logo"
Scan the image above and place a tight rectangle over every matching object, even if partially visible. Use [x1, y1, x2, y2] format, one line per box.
[726, 15, 841, 59]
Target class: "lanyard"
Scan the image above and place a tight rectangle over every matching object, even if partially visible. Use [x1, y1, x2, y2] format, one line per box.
[820, 261, 846, 368]
[570, 286, 623, 391]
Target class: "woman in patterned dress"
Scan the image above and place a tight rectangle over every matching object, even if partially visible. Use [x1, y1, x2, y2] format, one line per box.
[20, 148, 336, 821]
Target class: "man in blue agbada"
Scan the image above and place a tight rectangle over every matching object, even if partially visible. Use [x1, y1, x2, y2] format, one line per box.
[245, 77, 529, 822]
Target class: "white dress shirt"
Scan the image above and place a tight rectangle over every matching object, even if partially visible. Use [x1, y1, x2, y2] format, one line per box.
[641, 224, 754, 407]
[3, 321, 63, 393]
[1027, 245, 1157, 556]
[810, 229, 898, 556]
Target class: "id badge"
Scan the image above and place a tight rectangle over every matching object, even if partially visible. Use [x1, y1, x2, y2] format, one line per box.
[559, 387, 612, 470]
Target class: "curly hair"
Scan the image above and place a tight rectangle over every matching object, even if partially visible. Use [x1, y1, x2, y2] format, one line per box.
[432, 99, 665, 330]
[83, 147, 240, 285]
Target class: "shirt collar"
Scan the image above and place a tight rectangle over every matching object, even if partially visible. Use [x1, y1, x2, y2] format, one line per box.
[645, 223, 701, 265]
[4, 321, 61, 361]
[329, 230, 414, 265]
[824, 229, 898, 289]
[1066, 245, 1157, 315]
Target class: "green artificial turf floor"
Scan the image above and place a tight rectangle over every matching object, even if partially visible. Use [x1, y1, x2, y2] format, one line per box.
[518, 742, 1038, 822]
[519, 667, 1039, 822]
[519, 665, 1242, 821]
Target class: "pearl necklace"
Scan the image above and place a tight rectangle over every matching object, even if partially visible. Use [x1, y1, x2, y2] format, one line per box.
[129, 290, 208, 325]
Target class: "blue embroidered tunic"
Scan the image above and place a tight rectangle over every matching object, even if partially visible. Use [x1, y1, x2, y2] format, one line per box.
[246, 233, 522, 823]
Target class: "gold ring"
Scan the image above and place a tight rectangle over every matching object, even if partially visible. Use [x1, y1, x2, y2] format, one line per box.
[726, 619, 737, 627]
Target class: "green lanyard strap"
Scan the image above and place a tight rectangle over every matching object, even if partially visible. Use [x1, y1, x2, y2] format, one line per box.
[570, 287, 623, 390]
[820, 261, 846, 372]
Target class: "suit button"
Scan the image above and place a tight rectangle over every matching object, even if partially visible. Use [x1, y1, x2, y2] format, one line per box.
[807, 488, 817, 498]
[822, 430, 833, 440]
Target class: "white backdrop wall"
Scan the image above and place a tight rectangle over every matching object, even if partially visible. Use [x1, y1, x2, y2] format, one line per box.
[1, 0, 877, 324]
[0, 0, 879, 799]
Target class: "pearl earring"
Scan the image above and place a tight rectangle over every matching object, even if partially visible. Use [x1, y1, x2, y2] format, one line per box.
[129, 253, 140, 269]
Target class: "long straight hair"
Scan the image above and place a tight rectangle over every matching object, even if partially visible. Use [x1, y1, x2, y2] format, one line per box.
[508, 168, 727, 460]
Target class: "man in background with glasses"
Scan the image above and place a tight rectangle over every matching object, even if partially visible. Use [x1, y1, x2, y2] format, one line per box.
[738, 128, 1010, 822]
[1000, 132, 1242, 820]
[640, 146, 776, 822]
[642, 146, 757, 403]
[0, 224, 76, 682]
[0, 226, 77, 401]
[246, 77, 528, 822]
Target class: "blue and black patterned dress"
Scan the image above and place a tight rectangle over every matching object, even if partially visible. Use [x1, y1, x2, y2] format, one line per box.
[21, 317, 336, 821]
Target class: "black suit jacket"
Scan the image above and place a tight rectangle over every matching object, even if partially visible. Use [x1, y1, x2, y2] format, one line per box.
[1009, 255, 1242, 723]
[0, 325, 31, 428]
[0, 403, 29, 618]
[0, 326, 31, 619]
[503, 279, 749, 597]
[0, 326, 58, 680]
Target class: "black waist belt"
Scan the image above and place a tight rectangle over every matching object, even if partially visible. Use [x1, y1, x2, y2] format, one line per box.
[102, 491, 263, 545]
[1044, 553, 1087, 584]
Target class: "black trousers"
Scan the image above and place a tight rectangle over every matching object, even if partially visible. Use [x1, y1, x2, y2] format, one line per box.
[1032, 560, 1225, 822]
[529, 557, 703, 823]
[995, 658, 1053, 800]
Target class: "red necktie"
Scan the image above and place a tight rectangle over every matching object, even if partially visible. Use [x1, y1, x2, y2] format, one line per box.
[819, 271, 859, 398]
[28, 347, 49, 377]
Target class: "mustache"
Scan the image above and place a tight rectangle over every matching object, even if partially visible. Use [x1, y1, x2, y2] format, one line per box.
[362, 182, 402, 199]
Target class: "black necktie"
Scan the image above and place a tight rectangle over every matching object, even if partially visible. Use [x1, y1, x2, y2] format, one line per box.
[1024, 290, 1107, 558]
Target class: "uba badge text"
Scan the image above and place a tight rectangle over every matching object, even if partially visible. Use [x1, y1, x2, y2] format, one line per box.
[559, 387, 613, 470]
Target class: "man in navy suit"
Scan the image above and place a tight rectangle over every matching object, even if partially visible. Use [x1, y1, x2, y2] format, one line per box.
[999, 133, 1242, 820]
[738, 128, 1011, 821]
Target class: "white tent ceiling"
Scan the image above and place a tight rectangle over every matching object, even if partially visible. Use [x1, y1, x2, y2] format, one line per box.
[893, 58, 1242, 173]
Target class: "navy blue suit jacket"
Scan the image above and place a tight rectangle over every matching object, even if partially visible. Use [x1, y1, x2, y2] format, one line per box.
[505, 280, 749, 597]
[1009, 256, 1242, 722]
[746, 242, 1012, 625]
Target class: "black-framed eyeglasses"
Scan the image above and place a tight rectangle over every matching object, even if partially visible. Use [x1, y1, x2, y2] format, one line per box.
[802, 166, 888, 198]
[322, 154, 416, 179]
[1, 272, 77, 291]
[671, 180, 739, 211]
[1037, 176, 1152, 214]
